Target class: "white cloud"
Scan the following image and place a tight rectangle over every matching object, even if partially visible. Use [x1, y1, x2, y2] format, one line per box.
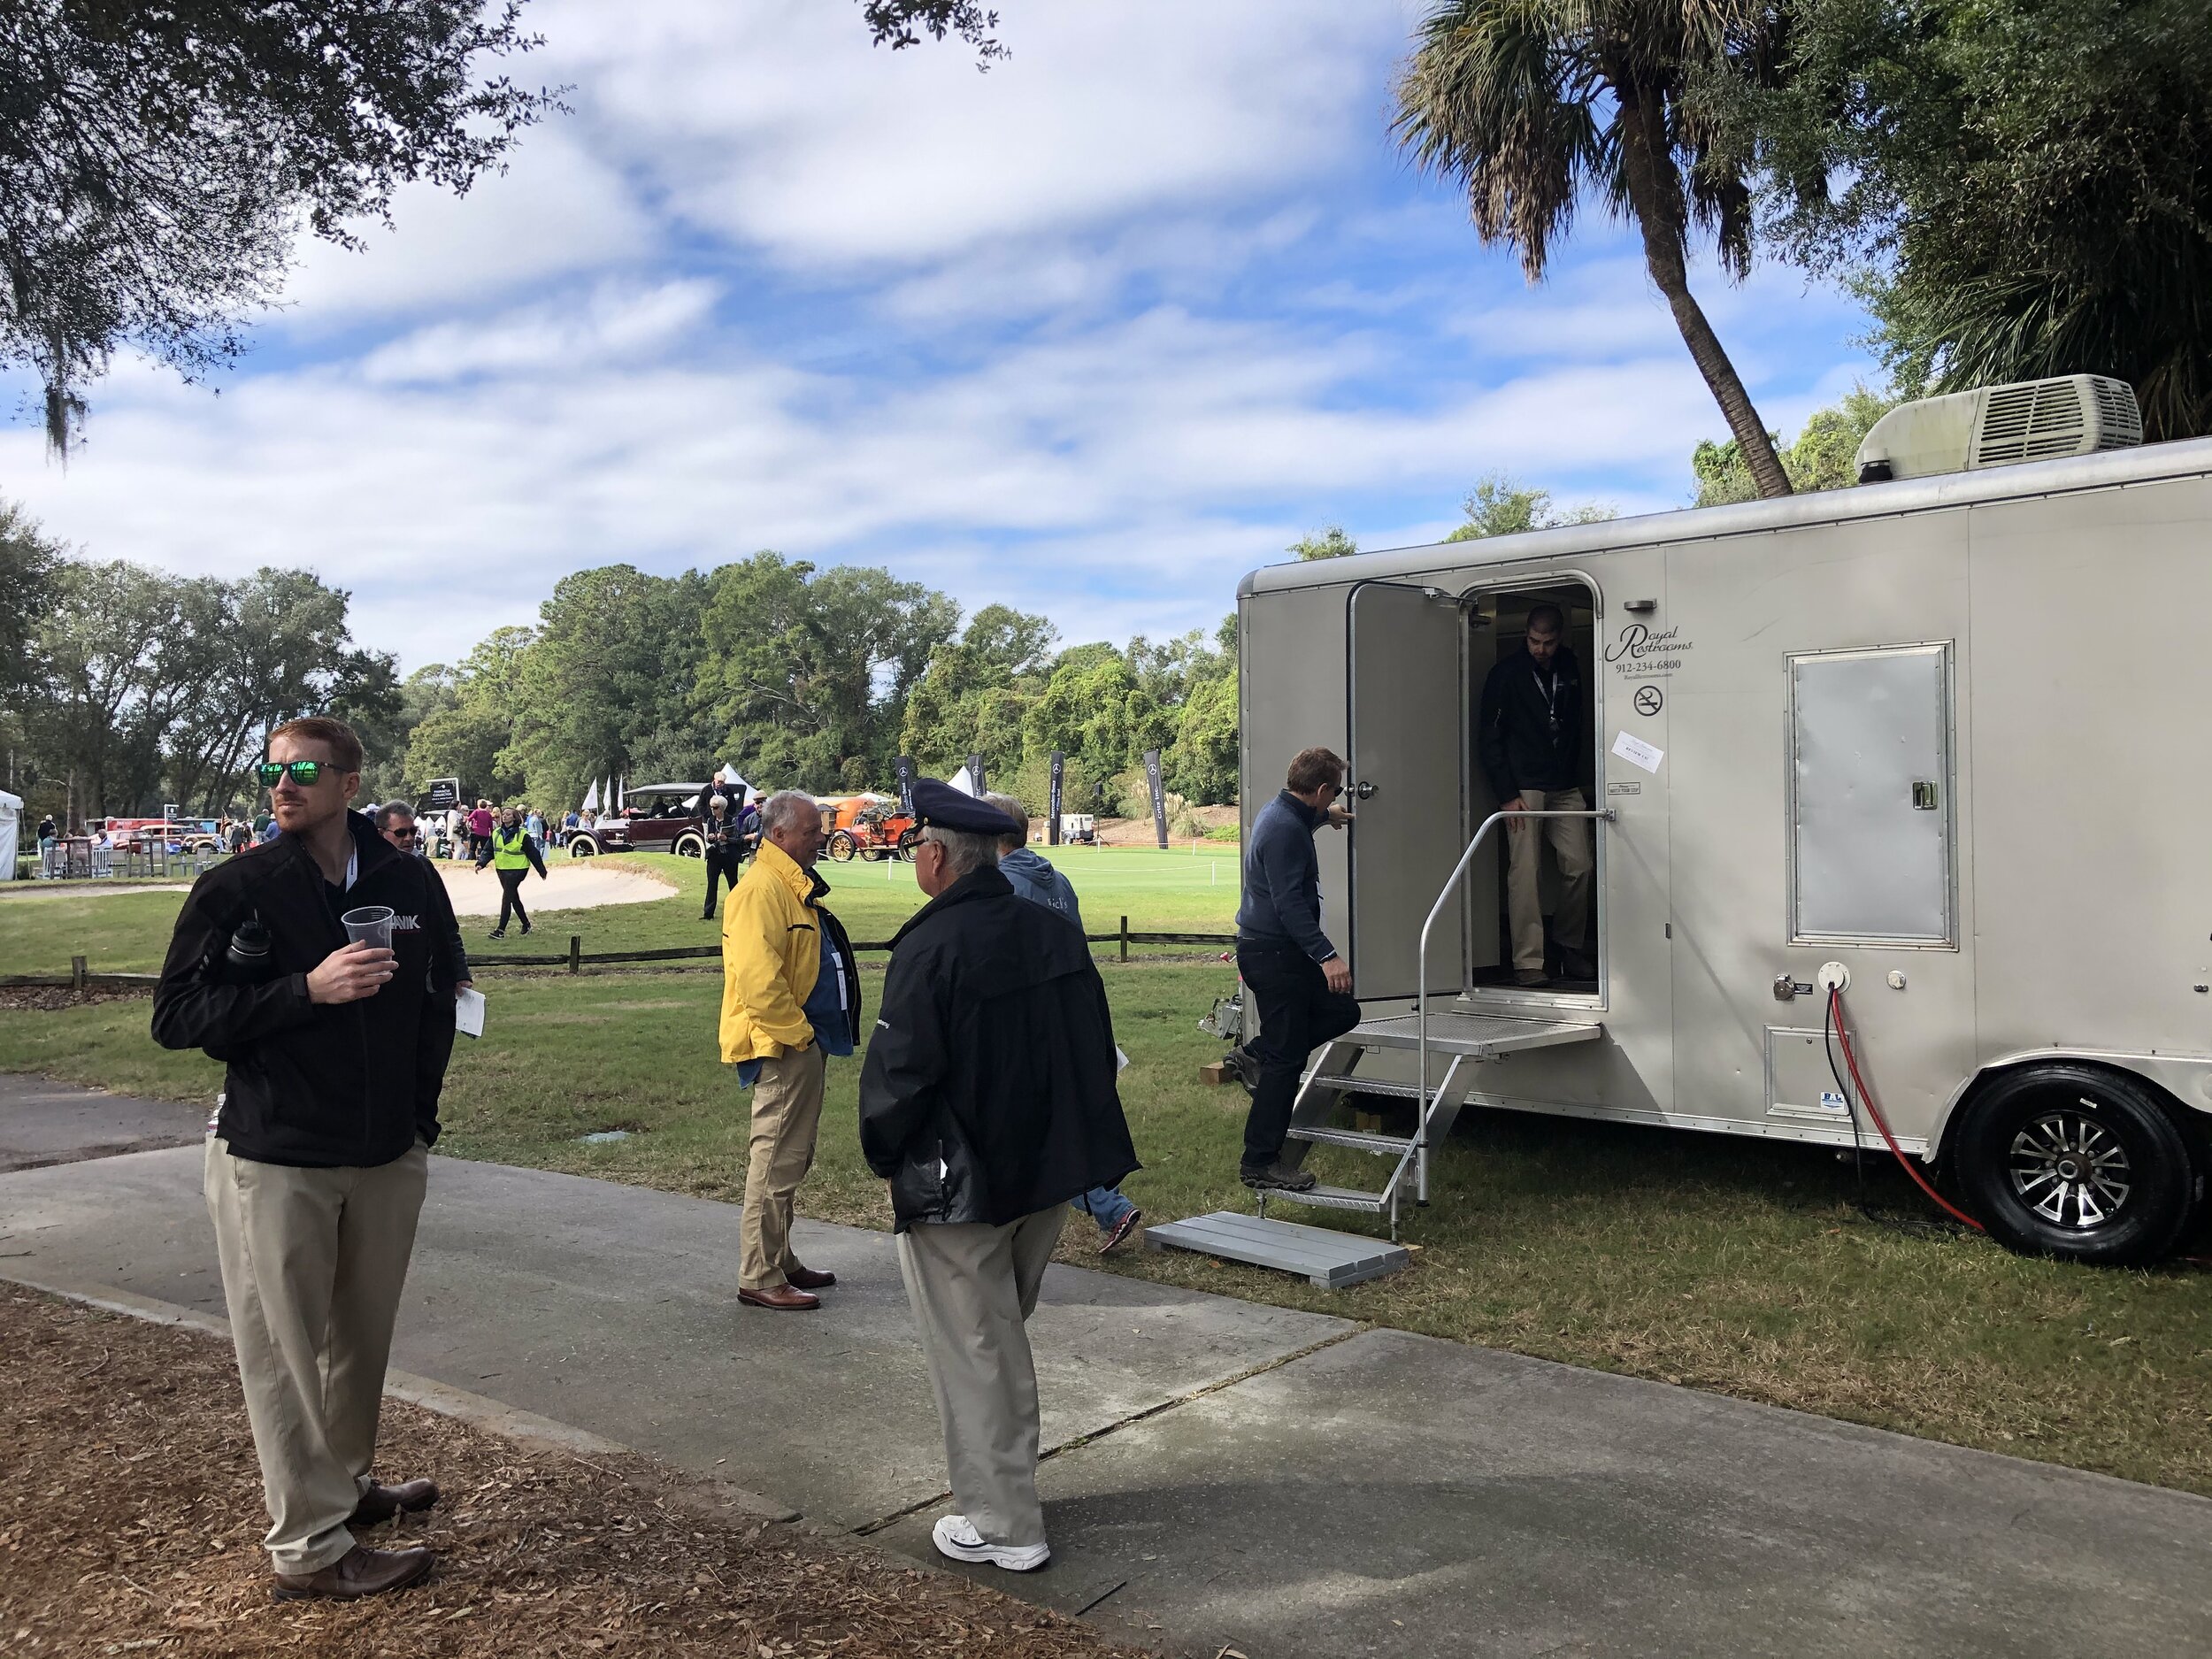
[0, 0, 1873, 680]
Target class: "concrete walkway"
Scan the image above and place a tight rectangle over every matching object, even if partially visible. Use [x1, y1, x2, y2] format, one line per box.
[3, 1082, 2207, 1657]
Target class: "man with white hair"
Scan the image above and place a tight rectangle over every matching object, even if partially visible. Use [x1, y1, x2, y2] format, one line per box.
[718, 789, 859, 1311]
[862, 780, 1137, 1571]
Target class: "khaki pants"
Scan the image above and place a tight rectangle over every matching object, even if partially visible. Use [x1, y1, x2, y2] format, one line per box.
[1506, 787, 1594, 972]
[203, 1135, 428, 1574]
[896, 1207, 1065, 1547]
[740, 1046, 826, 1290]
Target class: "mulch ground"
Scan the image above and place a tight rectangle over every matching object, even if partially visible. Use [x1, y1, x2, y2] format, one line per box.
[0, 1291, 1127, 1659]
[0, 987, 150, 1012]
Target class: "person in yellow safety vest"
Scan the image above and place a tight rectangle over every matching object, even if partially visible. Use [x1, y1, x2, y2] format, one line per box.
[486, 807, 548, 940]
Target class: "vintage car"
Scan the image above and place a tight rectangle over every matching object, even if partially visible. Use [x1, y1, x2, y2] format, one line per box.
[564, 782, 709, 858]
[820, 794, 918, 862]
[99, 816, 227, 856]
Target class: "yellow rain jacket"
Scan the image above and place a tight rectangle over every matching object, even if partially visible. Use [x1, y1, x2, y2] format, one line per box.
[718, 837, 821, 1063]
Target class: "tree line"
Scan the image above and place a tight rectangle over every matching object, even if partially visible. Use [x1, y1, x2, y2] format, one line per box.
[399, 552, 1239, 823]
[0, 505, 397, 826]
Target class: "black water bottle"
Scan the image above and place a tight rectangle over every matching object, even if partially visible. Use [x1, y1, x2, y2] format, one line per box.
[225, 916, 273, 983]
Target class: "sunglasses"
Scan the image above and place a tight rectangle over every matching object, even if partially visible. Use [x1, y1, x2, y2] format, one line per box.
[257, 760, 326, 786]
[388, 826, 419, 841]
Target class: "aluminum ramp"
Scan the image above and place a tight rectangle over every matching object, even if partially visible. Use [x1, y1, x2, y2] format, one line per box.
[1148, 1011, 1603, 1287]
[1142, 1210, 1409, 1289]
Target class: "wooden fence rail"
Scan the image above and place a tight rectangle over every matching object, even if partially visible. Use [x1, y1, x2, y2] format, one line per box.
[4, 919, 1238, 989]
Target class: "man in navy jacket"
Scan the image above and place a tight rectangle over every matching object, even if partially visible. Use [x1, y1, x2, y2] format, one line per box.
[1233, 746, 1360, 1190]
[153, 717, 468, 1602]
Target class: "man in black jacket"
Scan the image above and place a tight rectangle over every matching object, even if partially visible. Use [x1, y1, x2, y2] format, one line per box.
[860, 782, 1137, 1574]
[152, 716, 470, 1602]
[1476, 602, 1594, 984]
[1232, 745, 1359, 1191]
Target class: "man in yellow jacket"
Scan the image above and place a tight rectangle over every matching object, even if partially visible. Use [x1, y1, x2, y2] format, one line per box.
[718, 790, 861, 1310]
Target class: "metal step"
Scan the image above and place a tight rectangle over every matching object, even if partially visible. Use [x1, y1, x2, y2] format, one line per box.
[1144, 1210, 1409, 1289]
[1307, 1073, 1425, 1100]
[1351, 1012, 1602, 1057]
[1288, 1125, 1412, 1155]
[1259, 1182, 1389, 1214]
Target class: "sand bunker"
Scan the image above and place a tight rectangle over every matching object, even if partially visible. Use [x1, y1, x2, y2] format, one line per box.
[440, 860, 676, 917]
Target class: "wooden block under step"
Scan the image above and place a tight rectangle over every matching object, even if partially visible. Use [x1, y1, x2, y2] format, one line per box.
[1198, 1059, 1233, 1086]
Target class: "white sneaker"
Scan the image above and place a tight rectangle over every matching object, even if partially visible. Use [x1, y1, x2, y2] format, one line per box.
[932, 1514, 1049, 1572]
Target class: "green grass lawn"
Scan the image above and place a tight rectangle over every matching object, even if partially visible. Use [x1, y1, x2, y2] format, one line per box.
[0, 845, 1242, 977]
[4, 960, 2208, 1498]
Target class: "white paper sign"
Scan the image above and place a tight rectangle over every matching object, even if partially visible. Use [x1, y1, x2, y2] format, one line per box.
[455, 986, 487, 1039]
[1610, 730, 1664, 774]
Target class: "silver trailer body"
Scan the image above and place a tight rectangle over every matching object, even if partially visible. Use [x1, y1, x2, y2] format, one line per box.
[1236, 439, 2212, 1260]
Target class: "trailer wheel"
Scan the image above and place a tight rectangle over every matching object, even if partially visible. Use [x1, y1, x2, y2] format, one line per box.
[826, 830, 857, 863]
[1953, 1064, 2195, 1265]
[569, 835, 599, 858]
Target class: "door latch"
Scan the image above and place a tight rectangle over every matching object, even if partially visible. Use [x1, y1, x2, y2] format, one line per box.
[1772, 974, 1816, 1002]
[1911, 780, 1939, 810]
[1355, 780, 1378, 800]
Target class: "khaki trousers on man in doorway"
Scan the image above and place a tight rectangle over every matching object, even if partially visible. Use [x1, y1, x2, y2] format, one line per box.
[203, 1135, 429, 1575]
[741, 1044, 827, 1290]
[896, 1206, 1066, 1547]
[1506, 786, 1594, 972]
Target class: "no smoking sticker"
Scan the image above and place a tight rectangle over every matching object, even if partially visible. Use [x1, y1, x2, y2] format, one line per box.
[1633, 685, 1663, 716]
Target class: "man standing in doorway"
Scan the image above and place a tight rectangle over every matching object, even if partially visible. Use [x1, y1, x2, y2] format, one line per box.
[151, 716, 470, 1601]
[985, 793, 1143, 1253]
[863, 781, 1136, 1573]
[719, 790, 859, 1310]
[1232, 747, 1361, 1192]
[1478, 601, 1594, 986]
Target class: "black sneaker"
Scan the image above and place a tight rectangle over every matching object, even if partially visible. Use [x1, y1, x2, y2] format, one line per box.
[1240, 1160, 1317, 1193]
[488, 929, 506, 941]
[1223, 1047, 1259, 1090]
[519, 923, 532, 936]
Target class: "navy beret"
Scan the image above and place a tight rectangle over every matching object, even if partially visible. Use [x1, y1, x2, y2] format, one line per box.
[911, 780, 1023, 838]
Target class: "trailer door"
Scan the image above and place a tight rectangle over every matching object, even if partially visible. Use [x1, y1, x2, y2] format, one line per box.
[1348, 580, 1465, 1003]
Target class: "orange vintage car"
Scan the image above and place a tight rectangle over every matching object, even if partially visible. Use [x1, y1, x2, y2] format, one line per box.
[818, 794, 919, 863]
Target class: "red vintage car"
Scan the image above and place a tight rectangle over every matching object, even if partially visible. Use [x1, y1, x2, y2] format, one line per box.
[563, 783, 710, 859]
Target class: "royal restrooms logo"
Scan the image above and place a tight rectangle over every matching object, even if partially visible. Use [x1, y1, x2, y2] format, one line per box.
[1604, 623, 1692, 679]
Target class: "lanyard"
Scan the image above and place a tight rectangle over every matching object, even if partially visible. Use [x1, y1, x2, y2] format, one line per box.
[1532, 665, 1564, 734]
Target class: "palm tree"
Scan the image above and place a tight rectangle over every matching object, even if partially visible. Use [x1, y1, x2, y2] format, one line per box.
[1396, 0, 1793, 498]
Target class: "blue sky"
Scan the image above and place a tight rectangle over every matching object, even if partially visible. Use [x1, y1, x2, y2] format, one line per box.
[0, 0, 1874, 672]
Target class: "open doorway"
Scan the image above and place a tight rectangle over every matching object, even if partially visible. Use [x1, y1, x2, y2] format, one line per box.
[1464, 582, 1601, 995]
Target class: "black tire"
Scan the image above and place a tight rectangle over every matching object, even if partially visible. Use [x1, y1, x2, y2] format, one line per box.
[569, 835, 598, 858]
[673, 833, 705, 859]
[1953, 1064, 2196, 1265]
[826, 830, 857, 863]
[895, 826, 920, 862]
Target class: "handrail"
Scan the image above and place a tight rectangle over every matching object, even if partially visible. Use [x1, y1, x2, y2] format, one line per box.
[1414, 807, 1617, 1175]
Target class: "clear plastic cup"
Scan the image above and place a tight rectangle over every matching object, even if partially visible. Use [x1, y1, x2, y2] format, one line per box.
[341, 905, 396, 949]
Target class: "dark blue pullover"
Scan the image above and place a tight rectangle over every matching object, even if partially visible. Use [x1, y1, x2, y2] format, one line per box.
[1235, 789, 1337, 964]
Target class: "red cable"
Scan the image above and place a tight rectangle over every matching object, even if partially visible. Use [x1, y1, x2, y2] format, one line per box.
[1830, 987, 1985, 1233]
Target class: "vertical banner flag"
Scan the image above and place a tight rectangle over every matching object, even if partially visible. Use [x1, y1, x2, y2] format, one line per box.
[1048, 750, 1064, 845]
[966, 754, 987, 796]
[895, 756, 917, 815]
[1144, 749, 1168, 849]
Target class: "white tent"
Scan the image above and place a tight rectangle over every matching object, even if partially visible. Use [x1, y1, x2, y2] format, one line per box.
[944, 767, 979, 798]
[0, 788, 20, 880]
[581, 778, 600, 812]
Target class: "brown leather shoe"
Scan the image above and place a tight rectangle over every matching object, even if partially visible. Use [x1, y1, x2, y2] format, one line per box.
[349, 1478, 440, 1527]
[738, 1284, 820, 1310]
[784, 1265, 837, 1291]
[272, 1543, 434, 1601]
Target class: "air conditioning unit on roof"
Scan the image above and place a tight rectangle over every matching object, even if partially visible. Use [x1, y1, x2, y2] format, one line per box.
[1855, 374, 2141, 483]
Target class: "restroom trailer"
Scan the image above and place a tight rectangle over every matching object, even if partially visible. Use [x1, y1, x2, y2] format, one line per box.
[1236, 426, 2212, 1266]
